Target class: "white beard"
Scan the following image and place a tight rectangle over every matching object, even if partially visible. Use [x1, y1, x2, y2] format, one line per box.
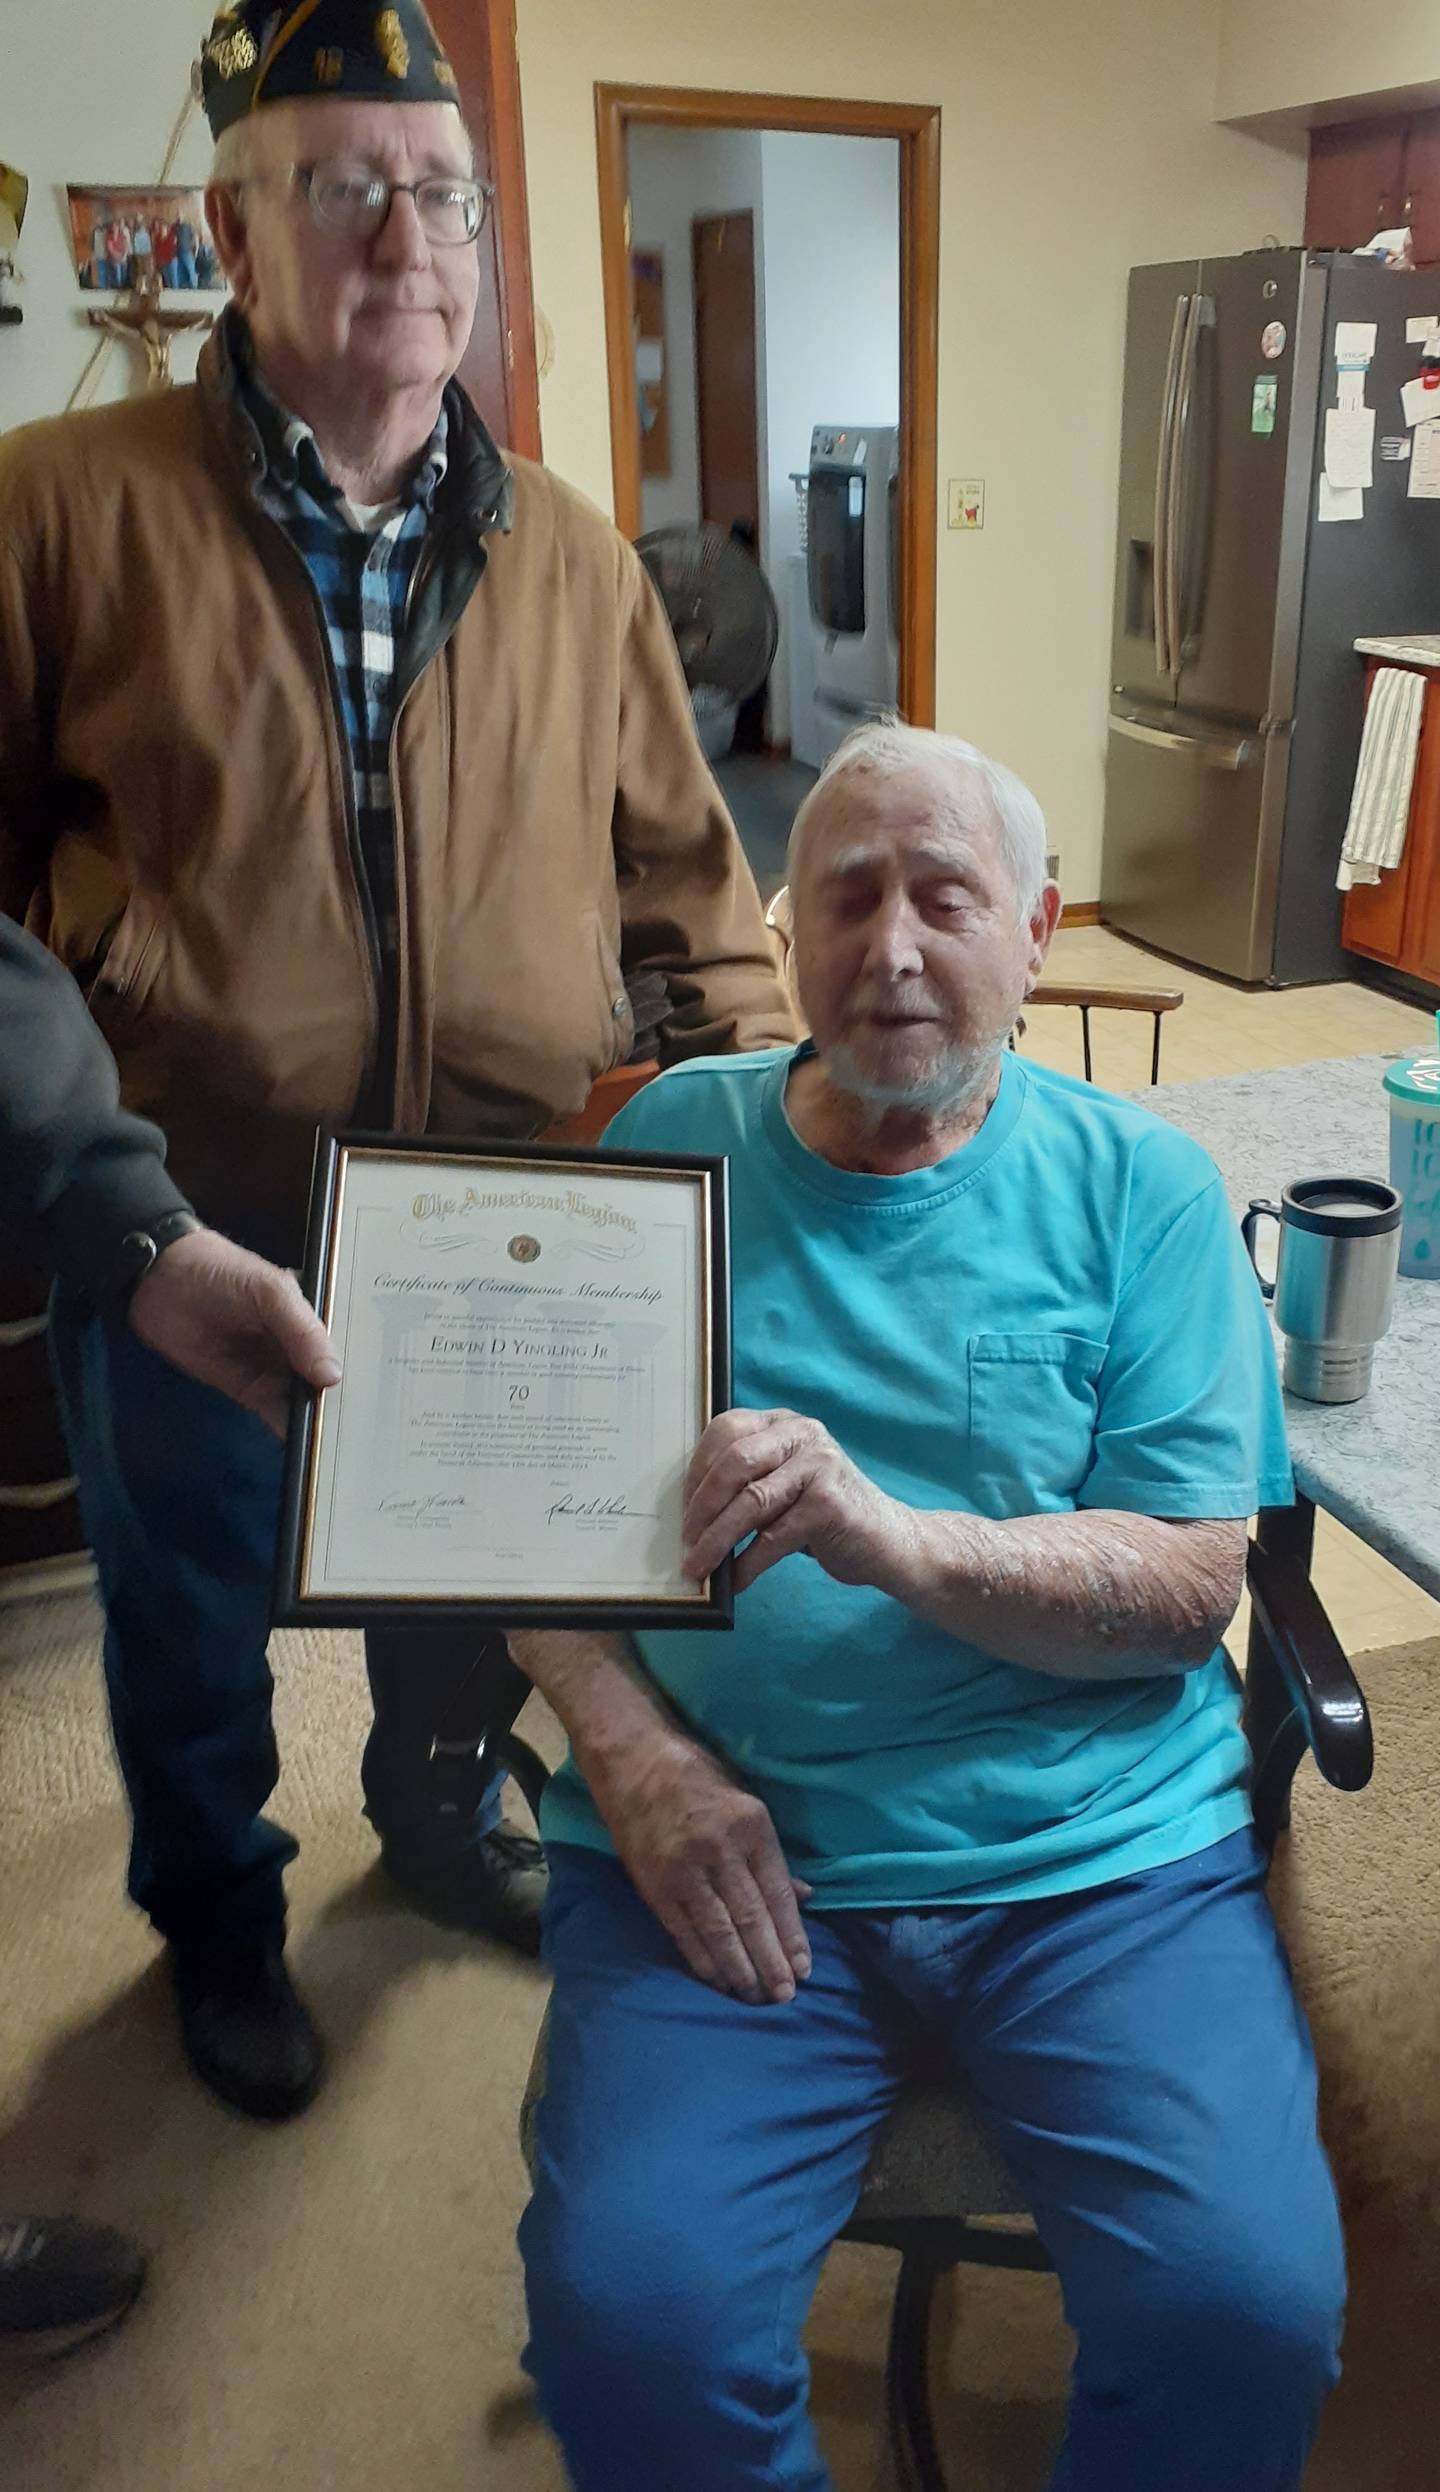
[824, 1029, 1005, 1117]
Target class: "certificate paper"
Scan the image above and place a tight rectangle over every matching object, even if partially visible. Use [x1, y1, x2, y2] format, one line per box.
[276, 1137, 732, 1626]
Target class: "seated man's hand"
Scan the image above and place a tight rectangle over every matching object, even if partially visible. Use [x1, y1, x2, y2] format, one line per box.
[580, 1722, 813, 2006]
[683, 1409, 914, 1596]
[128, 1228, 341, 1437]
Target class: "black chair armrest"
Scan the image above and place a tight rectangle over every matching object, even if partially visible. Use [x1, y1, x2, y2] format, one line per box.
[495, 1730, 551, 1823]
[1243, 1540, 1374, 1848]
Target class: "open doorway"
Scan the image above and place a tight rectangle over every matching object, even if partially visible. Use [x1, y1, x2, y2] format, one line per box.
[596, 85, 939, 899]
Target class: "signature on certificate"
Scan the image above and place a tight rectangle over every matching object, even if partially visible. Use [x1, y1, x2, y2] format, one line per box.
[546, 1491, 653, 1527]
[378, 1491, 469, 1520]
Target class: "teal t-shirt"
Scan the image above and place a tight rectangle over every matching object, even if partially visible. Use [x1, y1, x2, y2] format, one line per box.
[540, 1045, 1294, 1906]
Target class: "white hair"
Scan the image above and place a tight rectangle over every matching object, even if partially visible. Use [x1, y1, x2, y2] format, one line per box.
[209, 119, 267, 186]
[787, 719, 1052, 919]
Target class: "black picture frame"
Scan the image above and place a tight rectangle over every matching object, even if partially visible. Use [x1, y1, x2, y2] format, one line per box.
[273, 1130, 733, 1630]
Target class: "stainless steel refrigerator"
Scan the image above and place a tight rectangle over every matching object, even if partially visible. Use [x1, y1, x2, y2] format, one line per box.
[1101, 249, 1440, 984]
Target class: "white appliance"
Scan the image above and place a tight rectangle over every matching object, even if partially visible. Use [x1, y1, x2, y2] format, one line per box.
[806, 422, 900, 764]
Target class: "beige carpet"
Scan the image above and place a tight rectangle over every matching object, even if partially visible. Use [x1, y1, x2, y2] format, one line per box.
[1, 1593, 1438, 2491]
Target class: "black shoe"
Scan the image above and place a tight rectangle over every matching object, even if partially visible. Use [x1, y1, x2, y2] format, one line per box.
[168, 1942, 325, 2123]
[0, 2217, 145, 2355]
[379, 1821, 547, 1957]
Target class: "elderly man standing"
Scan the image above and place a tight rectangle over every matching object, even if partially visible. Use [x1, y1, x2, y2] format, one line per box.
[513, 724, 1345, 2492]
[0, 0, 793, 2124]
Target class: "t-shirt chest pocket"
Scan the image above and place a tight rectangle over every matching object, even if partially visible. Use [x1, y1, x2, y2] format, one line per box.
[966, 1332, 1108, 1511]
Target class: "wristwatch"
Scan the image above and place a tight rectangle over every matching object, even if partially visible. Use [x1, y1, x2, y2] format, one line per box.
[108, 1209, 204, 1313]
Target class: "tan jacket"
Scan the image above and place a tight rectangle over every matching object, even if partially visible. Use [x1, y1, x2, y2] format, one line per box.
[0, 324, 794, 1261]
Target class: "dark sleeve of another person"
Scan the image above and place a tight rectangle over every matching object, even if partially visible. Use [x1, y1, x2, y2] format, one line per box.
[0, 912, 189, 1298]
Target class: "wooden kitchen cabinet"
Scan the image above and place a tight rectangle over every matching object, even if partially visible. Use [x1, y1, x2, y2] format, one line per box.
[1306, 118, 1409, 252]
[1343, 662, 1440, 991]
[1401, 114, 1440, 273]
[1306, 108, 1440, 267]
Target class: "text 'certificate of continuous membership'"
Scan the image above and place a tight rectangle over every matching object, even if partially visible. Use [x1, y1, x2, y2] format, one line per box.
[275, 1137, 732, 1629]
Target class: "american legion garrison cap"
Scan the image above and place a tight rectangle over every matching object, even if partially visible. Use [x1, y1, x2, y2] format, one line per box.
[198, 0, 460, 139]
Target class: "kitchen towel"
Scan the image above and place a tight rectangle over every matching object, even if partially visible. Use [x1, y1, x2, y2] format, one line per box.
[1337, 664, 1427, 889]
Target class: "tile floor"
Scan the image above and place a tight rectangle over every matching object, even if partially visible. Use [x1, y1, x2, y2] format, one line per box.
[715, 749, 818, 901]
[1020, 922, 1440, 1659]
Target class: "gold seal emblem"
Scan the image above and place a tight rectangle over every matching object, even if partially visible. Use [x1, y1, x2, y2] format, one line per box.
[376, 9, 410, 77]
[313, 44, 343, 82]
[508, 1236, 541, 1265]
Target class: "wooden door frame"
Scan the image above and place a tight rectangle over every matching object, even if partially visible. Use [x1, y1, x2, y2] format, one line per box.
[483, 1, 542, 459]
[430, 0, 542, 458]
[595, 82, 940, 729]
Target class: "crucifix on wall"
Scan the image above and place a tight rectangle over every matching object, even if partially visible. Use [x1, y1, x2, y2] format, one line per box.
[86, 270, 214, 392]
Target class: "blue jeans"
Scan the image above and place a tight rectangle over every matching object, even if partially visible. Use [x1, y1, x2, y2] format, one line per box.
[522, 1832, 1344, 2492]
[49, 1287, 509, 1953]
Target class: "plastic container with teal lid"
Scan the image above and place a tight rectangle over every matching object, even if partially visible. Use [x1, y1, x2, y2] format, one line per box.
[1385, 1013, 1440, 1277]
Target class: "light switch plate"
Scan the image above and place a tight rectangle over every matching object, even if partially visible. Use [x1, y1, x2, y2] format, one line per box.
[948, 478, 985, 529]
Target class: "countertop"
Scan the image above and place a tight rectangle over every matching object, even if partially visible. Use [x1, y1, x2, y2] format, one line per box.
[1353, 633, 1440, 666]
[1139, 1055, 1440, 1600]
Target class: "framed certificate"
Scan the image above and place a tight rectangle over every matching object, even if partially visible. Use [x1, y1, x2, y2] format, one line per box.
[274, 1134, 732, 1628]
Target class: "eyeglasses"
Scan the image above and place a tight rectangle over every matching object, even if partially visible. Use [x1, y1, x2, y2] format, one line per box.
[262, 157, 492, 246]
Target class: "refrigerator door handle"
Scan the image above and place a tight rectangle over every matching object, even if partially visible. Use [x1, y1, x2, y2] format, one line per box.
[1152, 294, 1188, 676]
[1164, 292, 1204, 674]
[1169, 291, 1211, 666]
[1110, 712, 1259, 771]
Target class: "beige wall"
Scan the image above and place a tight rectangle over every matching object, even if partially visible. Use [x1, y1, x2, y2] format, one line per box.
[516, 0, 1306, 898]
[1218, 2, 1440, 125]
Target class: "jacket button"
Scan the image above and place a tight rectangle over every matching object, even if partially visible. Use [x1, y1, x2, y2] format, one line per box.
[611, 996, 627, 1018]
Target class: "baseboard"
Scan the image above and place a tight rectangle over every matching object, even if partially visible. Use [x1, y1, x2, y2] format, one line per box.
[1348, 953, 1440, 1009]
[1059, 900, 1101, 928]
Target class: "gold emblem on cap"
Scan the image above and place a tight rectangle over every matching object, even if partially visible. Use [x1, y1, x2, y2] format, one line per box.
[205, 24, 260, 76]
[376, 9, 410, 77]
[313, 44, 342, 82]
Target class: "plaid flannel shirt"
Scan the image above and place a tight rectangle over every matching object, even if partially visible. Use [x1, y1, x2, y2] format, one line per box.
[240, 356, 448, 1111]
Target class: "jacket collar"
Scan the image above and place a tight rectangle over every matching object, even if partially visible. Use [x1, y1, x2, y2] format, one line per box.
[199, 306, 514, 538]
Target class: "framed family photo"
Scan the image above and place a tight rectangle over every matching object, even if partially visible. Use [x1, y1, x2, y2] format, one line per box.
[65, 183, 226, 295]
[0, 162, 27, 252]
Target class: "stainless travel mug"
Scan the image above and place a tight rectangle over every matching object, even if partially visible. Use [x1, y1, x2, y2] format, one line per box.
[1242, 1177, 1402, 1404]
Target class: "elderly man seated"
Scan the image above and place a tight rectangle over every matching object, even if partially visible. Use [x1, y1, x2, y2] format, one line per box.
[510, 724, 1344, 2492]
